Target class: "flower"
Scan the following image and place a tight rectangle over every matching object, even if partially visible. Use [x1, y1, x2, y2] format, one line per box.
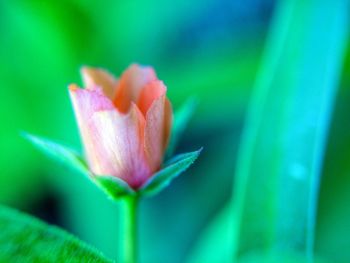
[69, 64, 172, 189]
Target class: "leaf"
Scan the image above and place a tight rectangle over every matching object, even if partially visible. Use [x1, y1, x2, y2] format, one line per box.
[187, 203, 332, 263]
[230, 0, 349, 260]
[187, 0, 349, 262]
[187, 203, 234, 263]
[140, 148, 202, 196]
[235, 251, 330, 263]
[166, 97, 198, 158]
[22, 132, 90, 177]
[0, 204, 113, 262]
[94, 176, 135, 200]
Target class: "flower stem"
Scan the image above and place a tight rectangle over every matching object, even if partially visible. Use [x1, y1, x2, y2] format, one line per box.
[120, 196, 138, 263]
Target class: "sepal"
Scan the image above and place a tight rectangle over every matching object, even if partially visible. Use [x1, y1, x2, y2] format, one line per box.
[94, 176, 135, 200]
[22, 132, 90, 177]
[166, 97, 198, 158]
[23, 132, 202, 200]
[140, 148, 202, 196]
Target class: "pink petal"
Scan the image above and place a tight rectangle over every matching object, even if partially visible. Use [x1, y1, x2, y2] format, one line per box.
[89, 104, 152, 189]
[81, 67, 118, 99]
[69, 84, 115, 120]
[69, 85, 116, 182]
[144, 95, 173, 171]
[137, 80, 166, 116]
[113, 64, 157, 113]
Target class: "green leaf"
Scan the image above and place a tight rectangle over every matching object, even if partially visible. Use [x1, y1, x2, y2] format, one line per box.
[230, 0, 349, 260]
[187, 203, 234, 263]
[187, 0, 349, 262]
[140, 148, 202, 196]
[166, 97, 198, 158]
[235, 251, 330, 263]
[94, 176, 135, 200]
[22, 132, 90, 177]
[0, 204, 113, 262]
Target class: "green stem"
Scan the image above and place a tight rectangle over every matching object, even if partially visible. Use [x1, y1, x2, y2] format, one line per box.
[120, 196, 138, 263]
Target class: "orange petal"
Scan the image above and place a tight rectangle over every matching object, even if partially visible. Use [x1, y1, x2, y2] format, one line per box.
[113, 64, 157, 113]
[81, 66, 118, 99]
[137, 80, 166, 116]
[89, 104, 152, 189]
[163, 98, 173, 151]
[144, 95, 173, 171]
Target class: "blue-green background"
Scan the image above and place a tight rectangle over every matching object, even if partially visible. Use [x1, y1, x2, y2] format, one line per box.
[0, 0, 349, 262]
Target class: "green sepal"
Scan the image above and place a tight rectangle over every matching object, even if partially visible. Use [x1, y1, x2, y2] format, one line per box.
[94, 176, 135, 200]
[22, 132, 90, 176]
[23, 132, 201, 200]
[140, 148, 202, 196]
[23, 132, 136, 201]
[166, 97, 198, 158]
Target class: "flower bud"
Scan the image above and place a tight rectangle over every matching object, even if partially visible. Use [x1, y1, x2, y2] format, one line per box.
[69, 64, 172, 189]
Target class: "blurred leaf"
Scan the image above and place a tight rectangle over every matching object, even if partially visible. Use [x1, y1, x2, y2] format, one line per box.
[94, 176, 135, 200]
[315, 87, 350, 260]
[166, 97, 198, 158]
[188, 201, 330, 263]
[187, 0, 349, 262]
[0, 204, 113, 262]
[236, 251, 330, 263]
[187, 203, 233, 263]
[23, 133, 89, 177]
[231, 0, 349, 260]
[140, 149, 202, 196]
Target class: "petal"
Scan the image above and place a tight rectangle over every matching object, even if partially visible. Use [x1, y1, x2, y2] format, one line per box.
[163, 98, 173, 150]
[137, 80, 166, 116]
[144, 95, 173, 171]
[81, 67, 118, 99]
[89, 105, 152, 189]
[69, 84, 115, 120]
[69, 85, 116, 178]
[113, 64, 157, 113]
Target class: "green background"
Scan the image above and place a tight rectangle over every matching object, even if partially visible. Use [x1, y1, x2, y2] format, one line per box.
[0, 0, 349, 262]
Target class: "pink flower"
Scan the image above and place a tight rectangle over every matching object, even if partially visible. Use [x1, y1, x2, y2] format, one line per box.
[69, 64, 172, 189]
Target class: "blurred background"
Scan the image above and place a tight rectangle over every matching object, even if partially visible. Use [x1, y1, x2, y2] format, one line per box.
[0, 0, 349, 262]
